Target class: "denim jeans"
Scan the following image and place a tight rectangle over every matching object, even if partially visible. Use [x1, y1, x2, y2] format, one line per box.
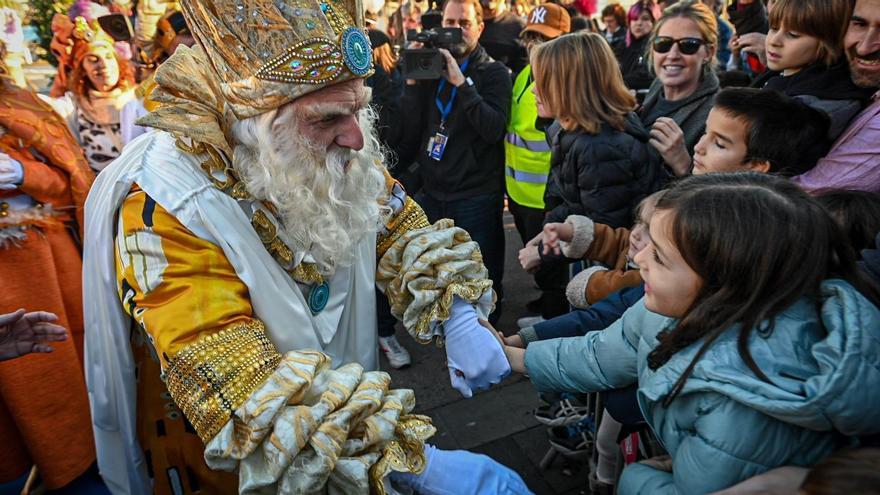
[415, 191, 505, 323]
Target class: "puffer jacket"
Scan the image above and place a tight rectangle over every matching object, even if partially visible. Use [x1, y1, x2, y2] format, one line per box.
[543, 113, 663, 228]
[524, 279, 880, 494]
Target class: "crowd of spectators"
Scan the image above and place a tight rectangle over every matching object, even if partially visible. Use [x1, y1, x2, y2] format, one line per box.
[1, 0, 879, 493]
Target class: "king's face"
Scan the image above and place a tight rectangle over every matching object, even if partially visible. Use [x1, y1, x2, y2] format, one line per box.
[288, 79, 371, 156]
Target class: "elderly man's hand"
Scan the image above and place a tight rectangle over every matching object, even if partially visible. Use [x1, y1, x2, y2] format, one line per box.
[438, 48, 467, 87]
[443, 297, 510, 397]
[0, 309, 68, 361]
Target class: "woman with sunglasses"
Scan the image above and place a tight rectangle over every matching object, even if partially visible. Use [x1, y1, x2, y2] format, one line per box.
[640, 0, 720, 177]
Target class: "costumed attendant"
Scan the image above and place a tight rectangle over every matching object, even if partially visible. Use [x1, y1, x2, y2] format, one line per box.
[0, 53, 99, 492]
[83, 0, 526, 494]
[47, 0, 136, 173]
[121, 7, 196, 146]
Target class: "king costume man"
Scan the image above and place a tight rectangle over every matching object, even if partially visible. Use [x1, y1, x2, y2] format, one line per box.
[82, 0, 530, 494]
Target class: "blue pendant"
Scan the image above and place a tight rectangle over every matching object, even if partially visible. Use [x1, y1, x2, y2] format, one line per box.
[341, 27, 372, 76]
[309, 282, 330, 314]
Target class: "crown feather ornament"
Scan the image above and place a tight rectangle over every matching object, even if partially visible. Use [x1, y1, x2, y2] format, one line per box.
[178, 0, 374, 118]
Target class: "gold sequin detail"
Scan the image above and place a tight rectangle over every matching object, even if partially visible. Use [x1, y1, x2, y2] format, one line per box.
[414, 280, 495, 344]
[369, 414, 436, 495]
[163, 320, 281, 442]
[376, 197, 430, 258]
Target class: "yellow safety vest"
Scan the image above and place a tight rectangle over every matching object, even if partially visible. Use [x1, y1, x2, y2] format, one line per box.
[504, 65, 552, 210]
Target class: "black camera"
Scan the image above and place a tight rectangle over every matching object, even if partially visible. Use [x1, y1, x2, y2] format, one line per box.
[400, 27, 463, 80]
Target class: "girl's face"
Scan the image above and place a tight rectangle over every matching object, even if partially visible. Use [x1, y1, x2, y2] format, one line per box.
[653, 17, 714, 99]
[633, 209, 703, 318]
[627, 204, 656, 261]
[82, 47, 120, 92]
[630, 12, 654, 40]
[532, 83, 553, 118]
[766, 22, 821, 76]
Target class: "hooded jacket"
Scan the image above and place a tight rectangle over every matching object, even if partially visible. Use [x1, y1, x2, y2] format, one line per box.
[524, 280, 880, 494]
[543, 113, 663, 228]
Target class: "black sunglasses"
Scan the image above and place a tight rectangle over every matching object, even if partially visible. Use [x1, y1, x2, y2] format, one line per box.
[652, 36, 707, 55]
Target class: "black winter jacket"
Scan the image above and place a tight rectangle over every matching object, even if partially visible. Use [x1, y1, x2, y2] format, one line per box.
[613, 35, 654, 92]
[398, 45, 512, 201]
[543, 113, 664, 228]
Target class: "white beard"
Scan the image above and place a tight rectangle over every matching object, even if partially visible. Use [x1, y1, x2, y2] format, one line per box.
[230, 105, 390, 276]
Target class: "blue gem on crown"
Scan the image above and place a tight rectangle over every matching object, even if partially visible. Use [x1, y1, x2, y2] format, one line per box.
[341, 27, 372, 76]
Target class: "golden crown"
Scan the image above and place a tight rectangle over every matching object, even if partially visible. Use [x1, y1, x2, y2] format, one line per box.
[179, 0, 374, 118]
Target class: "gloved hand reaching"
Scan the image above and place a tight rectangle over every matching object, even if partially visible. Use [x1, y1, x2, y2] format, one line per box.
[443, 296, 510, 397]
[389, 444, 533, 495]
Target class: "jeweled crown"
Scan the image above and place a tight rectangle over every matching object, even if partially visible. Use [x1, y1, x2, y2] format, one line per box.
[179, 0, 374, 118]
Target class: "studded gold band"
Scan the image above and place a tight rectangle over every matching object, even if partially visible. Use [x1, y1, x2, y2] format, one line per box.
[163, 320, 282, 442]
[377, 197, 431, 259]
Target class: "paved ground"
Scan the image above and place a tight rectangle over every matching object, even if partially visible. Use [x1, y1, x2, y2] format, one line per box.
[379, 209, 591, 495]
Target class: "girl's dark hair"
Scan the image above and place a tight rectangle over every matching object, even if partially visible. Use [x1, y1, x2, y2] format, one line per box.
[646, 173, 880, 405]
[800, 448, 880, 495]
[817, 190, 880, 255]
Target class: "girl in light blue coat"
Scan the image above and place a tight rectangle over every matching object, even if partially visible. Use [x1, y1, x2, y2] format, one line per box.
[500, 173, 880, 494]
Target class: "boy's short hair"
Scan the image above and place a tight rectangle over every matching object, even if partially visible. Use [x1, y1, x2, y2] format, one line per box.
[712, 88, 830, 176]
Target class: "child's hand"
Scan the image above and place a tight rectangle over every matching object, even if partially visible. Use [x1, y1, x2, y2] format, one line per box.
[518, 244, 541, 273]
[504, 334, 525, 348]
[542, 222, 574, 255]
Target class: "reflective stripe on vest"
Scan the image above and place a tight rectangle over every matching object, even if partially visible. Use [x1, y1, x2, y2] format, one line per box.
[506, 166, 548, 184]
[505, 132, 551, 152]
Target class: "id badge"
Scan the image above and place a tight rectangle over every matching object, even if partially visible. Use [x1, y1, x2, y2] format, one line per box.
[429, 132, 448, 161]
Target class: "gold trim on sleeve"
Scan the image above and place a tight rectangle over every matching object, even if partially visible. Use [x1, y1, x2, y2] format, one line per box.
[163, 319, 282, 442]
[377, 197, 430, 259]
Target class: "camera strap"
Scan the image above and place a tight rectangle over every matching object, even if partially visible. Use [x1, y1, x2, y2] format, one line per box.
[434, 59, 471, 130]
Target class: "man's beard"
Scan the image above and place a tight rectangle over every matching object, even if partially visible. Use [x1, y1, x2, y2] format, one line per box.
[848, 46, 880, 88]
[230, 105, 390, 276]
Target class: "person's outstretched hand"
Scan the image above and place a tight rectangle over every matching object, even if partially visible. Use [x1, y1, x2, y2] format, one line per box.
[0, 309, 68, 361]
[541, 222, 574, 255]
[518, 232, 544, 273]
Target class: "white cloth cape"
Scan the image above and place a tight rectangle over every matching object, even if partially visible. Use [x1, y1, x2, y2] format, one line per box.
[83, 131, 379, 494]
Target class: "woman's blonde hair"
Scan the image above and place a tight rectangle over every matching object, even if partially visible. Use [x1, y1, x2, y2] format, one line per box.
[648, 0, 718, 75]
[372, 43, 398, 74]
[531, 32, 636, 134]
[769, 0, 851, 67]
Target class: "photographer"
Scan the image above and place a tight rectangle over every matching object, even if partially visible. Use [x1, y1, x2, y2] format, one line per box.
[398, 0, 512, 323]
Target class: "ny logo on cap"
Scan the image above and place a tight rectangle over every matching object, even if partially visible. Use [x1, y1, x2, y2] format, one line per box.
[530, 7, 547, 24]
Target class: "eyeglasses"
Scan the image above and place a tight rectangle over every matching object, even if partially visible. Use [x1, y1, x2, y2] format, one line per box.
[652, 36, 707, 55]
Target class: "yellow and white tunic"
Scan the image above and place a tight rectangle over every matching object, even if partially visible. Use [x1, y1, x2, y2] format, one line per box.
[84, 130, 494, 495]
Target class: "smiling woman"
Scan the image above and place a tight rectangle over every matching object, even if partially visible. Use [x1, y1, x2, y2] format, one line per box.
[640, 0, 720, 174]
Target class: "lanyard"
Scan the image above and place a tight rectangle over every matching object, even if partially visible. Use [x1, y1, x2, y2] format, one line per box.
[435, 59, 470, 128]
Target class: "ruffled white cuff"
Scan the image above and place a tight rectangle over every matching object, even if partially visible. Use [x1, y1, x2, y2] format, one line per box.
[566, 265, 607, 309]
[558, 215, 595, 259]
[204, 351, 435, 494]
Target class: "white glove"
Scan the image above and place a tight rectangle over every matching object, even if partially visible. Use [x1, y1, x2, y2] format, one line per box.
[0, 153, 23, 191]
[443, 296, 510, 397]
[389, 444, 533, 495]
